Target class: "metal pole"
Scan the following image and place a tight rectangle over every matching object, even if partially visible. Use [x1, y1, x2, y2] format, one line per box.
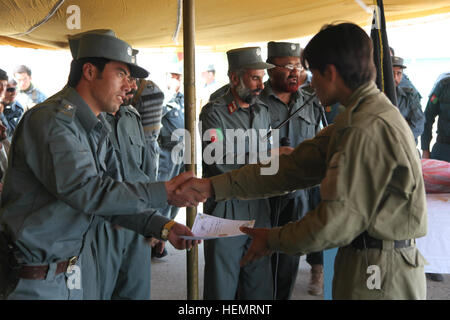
[183, 0, 199, 300]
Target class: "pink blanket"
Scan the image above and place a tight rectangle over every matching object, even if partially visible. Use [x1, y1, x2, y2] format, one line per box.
[422, 159, 450, 194]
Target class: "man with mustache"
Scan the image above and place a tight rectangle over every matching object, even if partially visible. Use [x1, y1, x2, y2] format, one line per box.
[0, 31, 202, 300]
[89, 48, 165, 300]
[260, 41, 324, 299]
[65, 33, 179, 300]
[199, 47, 277, 299]
[391, 56, 424, 145]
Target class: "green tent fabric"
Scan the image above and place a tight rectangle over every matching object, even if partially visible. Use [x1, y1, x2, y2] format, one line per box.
[0, 0, 449, 50]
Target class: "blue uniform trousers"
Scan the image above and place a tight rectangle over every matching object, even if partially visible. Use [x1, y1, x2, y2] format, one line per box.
[81, 217, 151, 300]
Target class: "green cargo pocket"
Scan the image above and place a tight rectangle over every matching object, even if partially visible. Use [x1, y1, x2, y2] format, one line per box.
[399, 247, 428, 268]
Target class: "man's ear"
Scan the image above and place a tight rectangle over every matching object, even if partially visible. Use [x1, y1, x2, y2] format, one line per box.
[82, 63, 96, 81]
[324, 64, 338, 82]
[229, 71, 240, 87]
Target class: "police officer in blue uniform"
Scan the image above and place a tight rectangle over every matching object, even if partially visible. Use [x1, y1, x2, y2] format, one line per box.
[389, 47, 422, 99]
[158, 64, 185, 221]
[0, 31, 200, 300]
[421, 73, 450, 283]
[133, 79, 165, 183]
[200, 47, 276, 299]
[422, 73, 450, 162]
[391, 56, 425, 144]
[260, 41, 323, 299]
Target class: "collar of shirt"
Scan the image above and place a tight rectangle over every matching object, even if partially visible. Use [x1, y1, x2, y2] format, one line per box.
[4, 101, 24, 112]
[340, 81, 380, 125]
[63, 86, 106, 134]
[396, 86, 407, 98]
[262, 80, 301, 106]
[345, 81, 379, 111]
[21, 83, 35, 94]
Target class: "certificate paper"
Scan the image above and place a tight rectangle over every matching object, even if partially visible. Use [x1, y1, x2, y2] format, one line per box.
[180, 212, 255, 240]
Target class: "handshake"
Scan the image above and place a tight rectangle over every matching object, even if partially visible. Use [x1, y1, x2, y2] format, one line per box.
[164, 171, 214, 207]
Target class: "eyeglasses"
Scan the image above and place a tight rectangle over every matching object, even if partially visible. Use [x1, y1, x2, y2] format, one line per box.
[6, 87, 16, 93]
[273, 63, 304, 72]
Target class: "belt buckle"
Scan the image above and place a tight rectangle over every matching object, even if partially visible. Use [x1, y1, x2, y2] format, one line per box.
[66, 256, 78, 273]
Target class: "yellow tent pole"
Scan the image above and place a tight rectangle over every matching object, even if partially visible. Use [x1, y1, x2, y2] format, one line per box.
[183, 0, 199, 300]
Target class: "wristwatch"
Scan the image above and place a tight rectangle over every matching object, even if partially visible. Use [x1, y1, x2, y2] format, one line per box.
[161, 220, 176, 240]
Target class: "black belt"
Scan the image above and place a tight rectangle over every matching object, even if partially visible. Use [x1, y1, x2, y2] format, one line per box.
[437, 135, 450, 144]
[350, 231, 413, 250]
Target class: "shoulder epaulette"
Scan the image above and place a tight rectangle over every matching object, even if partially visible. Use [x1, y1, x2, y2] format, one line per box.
[55, 100, 76, 123]
[125, 104, 140, 118]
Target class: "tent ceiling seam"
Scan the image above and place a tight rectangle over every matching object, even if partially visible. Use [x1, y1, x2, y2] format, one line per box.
[172, 0, 183, 44]
[9, 0, 66, 37]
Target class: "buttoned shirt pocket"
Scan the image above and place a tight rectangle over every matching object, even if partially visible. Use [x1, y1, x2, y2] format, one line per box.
[128, 134, 144, 166]
[48, 139, 93, 193]
[297, 110, 318, 140]
[320, 151, 344, 201]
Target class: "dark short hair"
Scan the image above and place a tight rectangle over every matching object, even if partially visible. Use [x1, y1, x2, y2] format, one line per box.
[13, 65, 32, 76]
[67, 57, 111, 87]
[301, 23, 376, 90]
[0, 68, 7, 81]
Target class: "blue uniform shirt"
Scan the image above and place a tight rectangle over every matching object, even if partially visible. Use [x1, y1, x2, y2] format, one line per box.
[1, 101, 24, 139]
[0, 86, 167, 264]
[396, 86, 425, 143]
[421, 76, 450, 151]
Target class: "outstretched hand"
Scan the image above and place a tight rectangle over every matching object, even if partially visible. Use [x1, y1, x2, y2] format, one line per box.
[165, 171, 207, 207]
[239, 226, 272, 267]
[168, 222, 201, 250]
[176, 177, 214, 200]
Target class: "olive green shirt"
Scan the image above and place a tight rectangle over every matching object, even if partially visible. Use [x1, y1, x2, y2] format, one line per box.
[211, 82, 427, 255]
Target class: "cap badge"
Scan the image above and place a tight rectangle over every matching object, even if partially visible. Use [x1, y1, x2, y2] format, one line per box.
[291, 44, 297, 51]
[127, 47, 132, 56]
[256, 48, 261, 56]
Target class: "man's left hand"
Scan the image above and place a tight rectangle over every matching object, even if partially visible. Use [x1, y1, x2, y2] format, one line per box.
[168, 222, 201, 250]
[239, 226, 273, 267]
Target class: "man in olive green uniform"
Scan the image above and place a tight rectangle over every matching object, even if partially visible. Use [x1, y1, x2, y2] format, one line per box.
[391, 56, 425, 144]
[181, 23, 427, 300]
[200, 47, 275, 300]
[0, 32, 201, 300]
[260, 41, 323, 299]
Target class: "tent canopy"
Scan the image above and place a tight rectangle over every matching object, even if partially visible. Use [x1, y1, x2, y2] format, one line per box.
[1, 0, 449, 51]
